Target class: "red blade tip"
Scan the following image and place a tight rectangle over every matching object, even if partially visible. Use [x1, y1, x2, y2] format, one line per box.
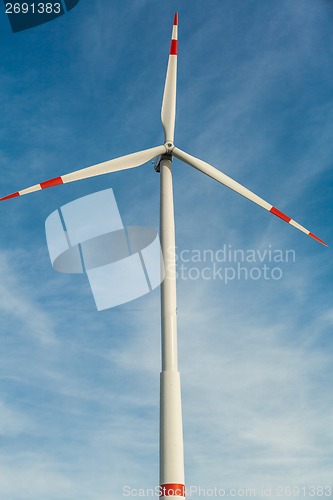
[309, 232, 328, 247]
[0, 192, 19, 201]
[173, 12, 178, 26]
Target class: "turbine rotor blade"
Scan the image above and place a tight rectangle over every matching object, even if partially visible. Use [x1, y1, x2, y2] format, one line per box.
[161, 12, 178, 144]
[173, 147, 327, 246]
[0, 145, 166, 201]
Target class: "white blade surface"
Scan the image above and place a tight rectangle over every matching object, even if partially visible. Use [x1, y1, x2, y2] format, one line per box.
[0, 145, 166, 201]
[173, 147, 327, 246]
[161, 12, 178, 144]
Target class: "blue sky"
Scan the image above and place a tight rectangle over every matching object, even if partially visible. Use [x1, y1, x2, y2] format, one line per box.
[0, 0, 332, 498]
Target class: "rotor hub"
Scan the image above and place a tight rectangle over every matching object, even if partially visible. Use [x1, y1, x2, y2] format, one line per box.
[155, 144, 174, 172]
[164, 142, 175, 154]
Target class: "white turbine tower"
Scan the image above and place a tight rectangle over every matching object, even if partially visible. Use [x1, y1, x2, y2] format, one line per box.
[1, 12, 327, 498]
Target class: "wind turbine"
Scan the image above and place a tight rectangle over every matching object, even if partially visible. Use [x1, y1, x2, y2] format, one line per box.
[1, 12, 327, 498]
